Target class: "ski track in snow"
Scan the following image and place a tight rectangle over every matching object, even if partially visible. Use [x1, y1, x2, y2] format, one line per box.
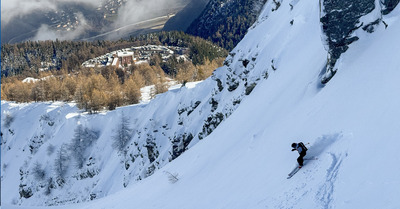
[313, 133, 349, 209]
[261, 133, 347, 209]
[3, 0, 400, 207]
[316, 152, 347, 209]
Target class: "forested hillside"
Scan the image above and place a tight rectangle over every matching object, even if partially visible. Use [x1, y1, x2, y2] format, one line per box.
[186, 0, 267, 50]
[1, 31, 227, 78]
[1, 31, 228, 112]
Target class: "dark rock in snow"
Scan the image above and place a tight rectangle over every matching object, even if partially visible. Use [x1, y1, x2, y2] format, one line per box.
[320, 0, 375, 83]
[171, 133, 194, 160]
[381, 0, 400, 15]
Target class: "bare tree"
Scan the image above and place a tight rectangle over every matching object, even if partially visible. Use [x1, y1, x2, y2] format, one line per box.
[163, 171, 179, 184]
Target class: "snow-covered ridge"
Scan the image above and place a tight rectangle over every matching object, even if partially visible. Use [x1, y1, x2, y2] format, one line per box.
[2, 26, 265, 207]
[3, 0, 400, 208]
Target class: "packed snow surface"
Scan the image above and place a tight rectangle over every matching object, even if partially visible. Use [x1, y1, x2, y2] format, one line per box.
[2, 1, 400, 209]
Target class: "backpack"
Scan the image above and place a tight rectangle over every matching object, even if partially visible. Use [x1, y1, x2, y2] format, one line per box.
[299, 142, 308, 151]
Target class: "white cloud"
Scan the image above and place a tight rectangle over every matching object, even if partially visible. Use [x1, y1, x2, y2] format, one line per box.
[1, 0, 190, 41]
[31, 13, 91, 41]
[1, 0, 101, 25]
[104, 0, 187, 39]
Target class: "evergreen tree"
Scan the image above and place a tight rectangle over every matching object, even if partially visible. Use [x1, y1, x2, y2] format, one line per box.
[54, 144, 69, 181]
[70, 125, 99, 169]
[32, 162, 46, 181]
[112, 113, 133, 152]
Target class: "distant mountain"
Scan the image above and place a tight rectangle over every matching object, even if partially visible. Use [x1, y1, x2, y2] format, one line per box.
[1, 1, 109, 44]
[163, 0, 210, 32]
[186, 0, 267, 50]
[1, 0, 191, 44]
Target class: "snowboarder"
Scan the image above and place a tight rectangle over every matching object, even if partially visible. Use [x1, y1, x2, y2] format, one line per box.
[291, 142, 307, 168]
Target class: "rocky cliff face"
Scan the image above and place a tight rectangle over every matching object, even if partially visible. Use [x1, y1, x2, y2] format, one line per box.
[320, 0, 399, 84]
[382, 0, 400, 14]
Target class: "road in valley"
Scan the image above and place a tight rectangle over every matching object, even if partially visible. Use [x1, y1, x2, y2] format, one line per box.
[82, 13, 176, 41]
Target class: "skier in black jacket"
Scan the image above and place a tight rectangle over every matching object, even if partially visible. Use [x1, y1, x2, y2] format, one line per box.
[291, 142, 307, 168]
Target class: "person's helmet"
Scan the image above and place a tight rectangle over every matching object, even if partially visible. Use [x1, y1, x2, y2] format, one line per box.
[291, 143, 297, 148]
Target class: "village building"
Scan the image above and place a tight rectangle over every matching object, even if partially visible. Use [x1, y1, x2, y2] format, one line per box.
[82, 45, 188, 69]
[111, 56, 119, 67]
[108, 51, 135, 68]
[117, 51, 134, 67]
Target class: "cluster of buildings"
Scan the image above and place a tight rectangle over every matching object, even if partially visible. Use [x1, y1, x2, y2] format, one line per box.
[82, 45, 187, 69]
[98, 0, 126, 19]
[45, 0, 126, 36]
[50, 10, 81, 33]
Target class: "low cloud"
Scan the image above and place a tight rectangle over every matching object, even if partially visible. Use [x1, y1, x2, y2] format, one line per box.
[2, 0, 190, 42]
[102, 0, 187, 39]
[31, 13, 91, 41]
[113, 0, 187, 29]
[1, 0, 101, 25]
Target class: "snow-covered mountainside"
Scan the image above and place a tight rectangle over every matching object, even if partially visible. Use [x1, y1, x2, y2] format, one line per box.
[2, 0, 400, 208]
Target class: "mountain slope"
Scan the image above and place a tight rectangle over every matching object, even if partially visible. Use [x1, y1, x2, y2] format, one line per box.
[3, 0, 400, 209]
[186, 0, 267, 50]
[163, 0, 210, 31]
[85, 2, 400, 207]
[1, 18, 264, 208]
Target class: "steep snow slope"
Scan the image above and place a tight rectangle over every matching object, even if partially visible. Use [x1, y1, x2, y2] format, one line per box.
[79, 1, 400, 208]
[2, 13, 264, 208]
[3, 0, 400, 209]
